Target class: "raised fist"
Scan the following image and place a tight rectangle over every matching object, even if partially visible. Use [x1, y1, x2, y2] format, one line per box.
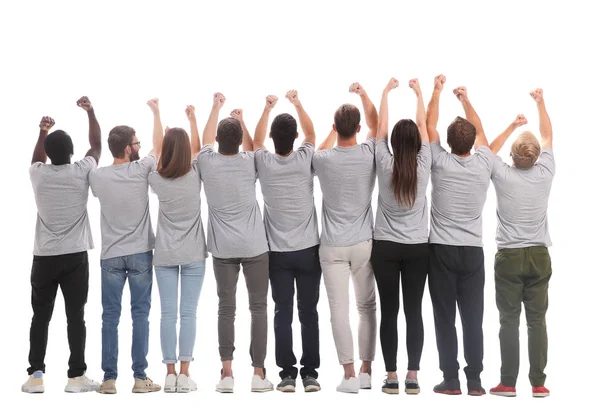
[285, 90, 302, 107]
[76, 96, 92, 111]
[453, 86, 468, 102]
[265, 95, 279, 110]
[433, 74, 446, 91]
[530, 88, 544, 103]
[408, 78, 421, 95]
[512, 114, 528, 127]
[213, 93, 226, 109]
[349, 82, 365, 96]
[185, 105, 196, 121]
[147, 98, 159, 114]
[230, 109, 243, 121]
[39, 116, 55, 131]
[386, 78, 399, 91]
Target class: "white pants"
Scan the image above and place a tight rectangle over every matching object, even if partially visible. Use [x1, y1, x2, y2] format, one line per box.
[320, 240, 377, 365]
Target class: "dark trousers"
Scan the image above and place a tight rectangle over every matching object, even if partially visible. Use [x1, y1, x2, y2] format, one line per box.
[269, 245, 321, 380]
[494, 246, 551, 387]
[371, 240, 429, 372]
[28, 251, 89, 378]
[428, 244, 484, 380]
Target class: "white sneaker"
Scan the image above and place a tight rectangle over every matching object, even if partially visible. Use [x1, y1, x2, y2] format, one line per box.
[65, 374, 100, 393]
[359, 372, 372, 389]
[216, 376, 234, 393]
[251, 374, 274, 392]
[337, 376, 360, 393]
[22, 371, 44, 393]
[164, 374, 177, 393]
[176, 374, 197, 393]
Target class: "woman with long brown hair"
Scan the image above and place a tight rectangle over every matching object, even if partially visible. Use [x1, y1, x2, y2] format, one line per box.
[371, 78, 431, 395]
[148, 103, 207, 393]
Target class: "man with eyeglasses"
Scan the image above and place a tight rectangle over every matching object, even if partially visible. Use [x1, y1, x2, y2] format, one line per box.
[88, 98, 165, 394]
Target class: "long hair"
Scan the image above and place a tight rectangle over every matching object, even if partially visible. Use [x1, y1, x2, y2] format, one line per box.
[158, 128, 192, 179]
[390, 119, 422, 208]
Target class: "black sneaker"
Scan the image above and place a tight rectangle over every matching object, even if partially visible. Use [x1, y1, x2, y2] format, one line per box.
[302, 376, 321, 392]
[276, 376, 296, 393]
[467, 379, 486, 396]
[405, 379, 420, 395]
[433, 378, 461, 395]
[382, 379, 399, 394]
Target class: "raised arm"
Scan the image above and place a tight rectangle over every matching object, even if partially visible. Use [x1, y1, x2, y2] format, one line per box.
[489, 114, 528, 155]
[317, 128, 337, 151]
[350, 82, 378, 138]
[186, 105, 201, 158]
[376, 78, 399, 141]
[230, 109, 253, 151]
[77, 96, 102, 163]
[286, 90, 316, 146]
[454, 86, 489, 149]
[409, 78, 429, 143]
[426, 74, 445, 144]
[253, 95, 278, 150]
[531, 88, 552, 149]
[146, 98, 164, 159]
[31, 116, 55, 164]
[202, 93, 226, 147]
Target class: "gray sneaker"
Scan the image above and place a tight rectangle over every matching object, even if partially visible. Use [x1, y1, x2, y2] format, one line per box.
[276, 376, 296, 392]
[302, 376, 321, 392]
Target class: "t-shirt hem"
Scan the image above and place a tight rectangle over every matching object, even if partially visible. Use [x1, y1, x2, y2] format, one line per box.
[100, 246, 154, 261]
[33, 245, 92, 257]
[373, 236, 429, 244]
[153, 255, 208, 267]
[209, 249, 269, 260]
[319, 236, 373, 248]
[428, 239, 483, 248]
[496, 242, 551, 250]
[268, 242, 320, 253]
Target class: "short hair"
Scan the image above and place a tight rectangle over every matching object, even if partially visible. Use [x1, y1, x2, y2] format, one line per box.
[447, 116, 476, 155]
[108, 125, 136, 158]
[45, 130, 73, 165]
[511, 131, 541, 169]
[217, 117, 243, 154]
[158, 128, 192, 179]
[334, 104, 361, 139]
[271, 113, 297, 155]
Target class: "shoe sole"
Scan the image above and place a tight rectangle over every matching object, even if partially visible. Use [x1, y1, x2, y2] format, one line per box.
[132, 388, 161, 393]
[533, 393, 549, 398]
[405, 388, 420, 395]
[277, 385, 296, 392]
[304, 385, 320, 392]
[65, 386, 98, 393]
[491, 391, 516, 397]
[337, 388, 359, 393]
[252, 387, 274, 392]
[216, 388, 233, 393]
[434, 389, 462, 395]
[468, 390, 486, 396]
[382, 388, 399, 394]
[177, 387, 196, 393]
[97, 389, 116, 394]
[22, 386, 45, 394]
[164, 386, 177, 393]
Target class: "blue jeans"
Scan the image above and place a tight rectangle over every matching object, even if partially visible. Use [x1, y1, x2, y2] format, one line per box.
[101, 251, 153, 381]
[155, 261, 205, 364]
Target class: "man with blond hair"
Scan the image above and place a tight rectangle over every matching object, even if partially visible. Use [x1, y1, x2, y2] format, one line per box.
[486, 88, 555, 398]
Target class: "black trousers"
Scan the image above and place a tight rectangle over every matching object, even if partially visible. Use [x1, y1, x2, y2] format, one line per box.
[428, 244, 484, 380]
[269, 245, 321, 380]
[371, 240, 429, 372]
[27, 251, 89, 378]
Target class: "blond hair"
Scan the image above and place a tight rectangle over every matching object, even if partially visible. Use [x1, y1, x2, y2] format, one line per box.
[511, 131, 541, 169]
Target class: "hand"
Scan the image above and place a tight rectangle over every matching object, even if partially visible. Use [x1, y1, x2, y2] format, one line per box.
[349, 82, 366, 96]
[408, 78, 421, 95]
[147, 98, 159, 114]
[76, 96, 93, 111]
[286, 90, 302, 107]
[530, 88, 544, 103]
[230, 109, 243, 121]
[265, 94, 279, 111]
[164, 126, 171, 135]
[39, 116, 55, 131]
[185, 105, 196, 121]
[385, 77, 399, 92]
[213, 92, 226, 109]
[453, 86, 468, 102]
[433, 74, 446, 92]
[512, 114, 528, 128]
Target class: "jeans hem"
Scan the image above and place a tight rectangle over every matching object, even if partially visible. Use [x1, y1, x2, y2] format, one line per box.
[162, 359, 177, 364]
[339, 359, 354, 365]
[178, 356, 194, 362]
[251, 363, 265, 369]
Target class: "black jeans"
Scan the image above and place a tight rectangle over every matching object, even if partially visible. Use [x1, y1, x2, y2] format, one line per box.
[269, 245, 321, 380]
[371, 240, 429, 372]
[428, 244, 484, 381]
[28, 251, 89, 378]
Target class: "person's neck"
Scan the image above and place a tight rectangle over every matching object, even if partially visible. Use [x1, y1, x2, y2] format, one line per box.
[113, 157, 130, 165]
[337, 135, 357, 147]
[218, 150, 239, 156]
[452, 150, 471, 158]
[275, 149, 293, 157]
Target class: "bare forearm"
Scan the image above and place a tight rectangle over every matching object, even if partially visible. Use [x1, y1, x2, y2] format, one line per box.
[426, 91, 441, 143]
[253, 109, 270, 150]
[202, 108, 219, 146]
[415, 92, 429, 142]
[376, 90, 389, 140]
[360, 93, 378, 137]
[240, 119, 253, 151]
[296, 103, 316, 145]
[537, 101, 553, 148]
[190, 118, 200, 155]
[87, 109, 101, 151]
[490, 124, 516, 155]
[31, 130, 48, 164]
[151, 111, 164, 157]
[318, 128, 336, 150]
[461, 99, 488, 147]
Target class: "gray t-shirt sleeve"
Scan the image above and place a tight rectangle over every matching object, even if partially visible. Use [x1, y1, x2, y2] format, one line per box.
[75, 156, 98, 177]
[491, 156, 509, 179]
[430, 142, 447, 159]
[138, 155, 157, 177]
[362, 137, 376, 154]
[474, 145, 494, 175]
[536, 148, 555, 175]
[375, 140, 392, 165]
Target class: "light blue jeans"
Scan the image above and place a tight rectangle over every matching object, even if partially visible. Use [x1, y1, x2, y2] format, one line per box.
[155, 260, 205, 364]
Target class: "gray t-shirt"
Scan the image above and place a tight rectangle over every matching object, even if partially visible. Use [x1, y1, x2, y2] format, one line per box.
[198, 145, 268, 259]
[312, 137, 376, 247]
[29, 156, 97, 256]
[491, 149, 555, 249]
[374, 140, 431, 244]
[429, 143, 494, 247]
[89, 156, 156, 260]
[149, 160, 208, 266]
[255, 143, 319, 252]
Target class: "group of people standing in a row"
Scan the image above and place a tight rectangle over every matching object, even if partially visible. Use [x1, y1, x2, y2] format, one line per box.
[22, 74, 554, 399]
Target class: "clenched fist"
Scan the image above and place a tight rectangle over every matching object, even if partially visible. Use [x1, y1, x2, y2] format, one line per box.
[433, 74, 446, 92]
[512, 114, 528, 127]
[39, 116, 55, 131]
[147, 98, 159, 114]
[408, 78, 421, 95]
[453, 86, 468, 102]
[530, 88, 544, 103]
[76, 96, 92, 111]
[349, 82, 366, 96]
[386, 78, 399, 92]
[213, 93, 226, 109]
[265, 95, 279, 111]
[185, 105, 196, 121]
[230, 109, 243, 121]
[285, 90, 302, 107]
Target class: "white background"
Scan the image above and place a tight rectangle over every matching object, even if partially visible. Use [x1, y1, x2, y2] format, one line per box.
[0, 0, 598, 412]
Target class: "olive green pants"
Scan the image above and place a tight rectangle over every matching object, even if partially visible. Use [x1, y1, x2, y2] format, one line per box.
[494, 246, 552, 387]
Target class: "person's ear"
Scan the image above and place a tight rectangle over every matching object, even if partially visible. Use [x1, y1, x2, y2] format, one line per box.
[295, 132, 299, 139]
[332, 124, 337, 132]
[269, 132, 273, 140]
[215, 135, 219, 142]
[357, 124, 361, 133]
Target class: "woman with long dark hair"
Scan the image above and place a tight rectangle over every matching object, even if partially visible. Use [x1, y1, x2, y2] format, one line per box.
[148, 104, 207, 393]
[371, 78, 431, 395]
